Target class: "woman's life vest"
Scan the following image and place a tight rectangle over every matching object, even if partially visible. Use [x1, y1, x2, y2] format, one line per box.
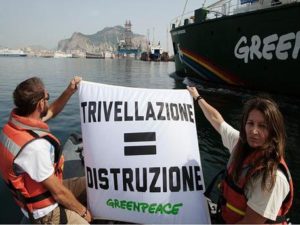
[0, 110, 64, 214]
[220, 150, 294, 224]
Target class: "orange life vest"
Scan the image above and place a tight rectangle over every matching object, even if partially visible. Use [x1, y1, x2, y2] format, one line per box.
[220, 150, 294, 224]
[0, 110, 64, 213]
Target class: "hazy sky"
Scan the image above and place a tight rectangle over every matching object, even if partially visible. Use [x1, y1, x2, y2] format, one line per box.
[0, 0, 205, 52]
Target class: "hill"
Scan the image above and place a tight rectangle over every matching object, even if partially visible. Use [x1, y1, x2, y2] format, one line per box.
[57, 25, 148, 52]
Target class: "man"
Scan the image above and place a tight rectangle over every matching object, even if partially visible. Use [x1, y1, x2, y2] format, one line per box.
[0, 76, 92, 224]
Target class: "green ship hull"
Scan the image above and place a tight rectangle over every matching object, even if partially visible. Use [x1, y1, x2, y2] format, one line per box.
[170, 2, 300, 96]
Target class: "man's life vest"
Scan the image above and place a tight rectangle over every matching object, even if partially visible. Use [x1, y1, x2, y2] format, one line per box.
[0, 110, 64, 214]
[220, 150, 294, 224]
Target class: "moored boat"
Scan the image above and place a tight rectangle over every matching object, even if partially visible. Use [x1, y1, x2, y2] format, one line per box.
[86, 52, 105, 59]
[170, 0, 300, 96]
[0, 49, 27, 57]
[140, 44, 164, 61]
[149, 43, 163, 61]
[53, 51, 73, 58]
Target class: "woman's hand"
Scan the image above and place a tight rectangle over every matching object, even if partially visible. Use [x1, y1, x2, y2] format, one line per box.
[187, 86, 200, 99]
[187, 85, 224, 133]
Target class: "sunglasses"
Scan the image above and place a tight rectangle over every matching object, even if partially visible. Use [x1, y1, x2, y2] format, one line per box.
[44, 93, 50, 101]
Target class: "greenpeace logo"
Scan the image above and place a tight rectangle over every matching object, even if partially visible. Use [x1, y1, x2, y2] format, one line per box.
[106, 198, 183, 215]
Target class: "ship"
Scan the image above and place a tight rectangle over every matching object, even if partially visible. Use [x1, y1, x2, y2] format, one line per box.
[141, 42, 163, 61]
[116, 20, 141, 58]
[140, 42, 170, 62]
[170, 0, 300, 96]
[0, 49, 27, 57]
[149, 43, 163, 61]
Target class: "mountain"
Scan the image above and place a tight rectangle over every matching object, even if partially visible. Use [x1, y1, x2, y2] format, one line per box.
[57, 25, 148, 52]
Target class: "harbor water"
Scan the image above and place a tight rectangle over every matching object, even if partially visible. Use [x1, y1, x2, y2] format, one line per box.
[0, 57, 299, 223]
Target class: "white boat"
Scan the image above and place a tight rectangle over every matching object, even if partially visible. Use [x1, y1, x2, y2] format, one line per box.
[150, 44, 163, 61]
[0, 49, 27, 57]
[53, 51, 72, 58]
[104, 51, 115, 59]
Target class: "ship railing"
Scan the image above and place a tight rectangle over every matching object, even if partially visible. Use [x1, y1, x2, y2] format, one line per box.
[206, 0, 298, 16]
[171, 0, 299, 29]
[170, 9, 196, 29]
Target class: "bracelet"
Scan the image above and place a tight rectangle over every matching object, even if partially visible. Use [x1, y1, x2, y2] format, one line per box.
[80, 207, 88, 218]
[195, 95, 203, 102]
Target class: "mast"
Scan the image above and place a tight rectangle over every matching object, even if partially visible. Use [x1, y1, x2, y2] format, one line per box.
[179, 0, 189, 26]
[166, 27, 169, 53]
[152, 27, 155, 46]
[124, 20, 132, 49]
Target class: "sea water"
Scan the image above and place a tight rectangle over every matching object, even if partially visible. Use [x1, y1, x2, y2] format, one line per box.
[0, 57, 299, 223]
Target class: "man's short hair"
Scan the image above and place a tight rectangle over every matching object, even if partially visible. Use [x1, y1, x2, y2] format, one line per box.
[13, 77, 45, 116]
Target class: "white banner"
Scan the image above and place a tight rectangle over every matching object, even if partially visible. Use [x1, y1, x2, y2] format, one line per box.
[78, 81, 210, 224]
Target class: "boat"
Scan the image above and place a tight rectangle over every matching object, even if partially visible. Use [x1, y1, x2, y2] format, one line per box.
[170, 0, 300, 96]
[140, 42, 170, 62]
[0, 133, 123, 224]
[86, 52, 105, 59]
[104, 51, 115, 59]
[0, 49, 27, 57]
[53, 51, 73, 58]
[0, 133, 85, 223]
[160, 52, 170, 62]
[149, 43, 163, 61]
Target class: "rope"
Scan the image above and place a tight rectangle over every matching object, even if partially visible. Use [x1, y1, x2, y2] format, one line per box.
[178, 0, 189, 26]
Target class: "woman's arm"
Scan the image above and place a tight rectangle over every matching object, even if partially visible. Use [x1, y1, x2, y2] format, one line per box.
[187, 86, 224, 134]
[236, 206, 267, 224]
[42, 76, 81, 122]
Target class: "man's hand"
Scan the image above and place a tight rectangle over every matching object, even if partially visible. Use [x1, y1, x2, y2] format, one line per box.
[42, 174, 92, 222]
[68, 76, 82, 94]
[42, 76, 82, 122]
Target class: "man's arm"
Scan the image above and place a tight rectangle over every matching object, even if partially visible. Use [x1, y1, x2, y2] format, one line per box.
[42, 76, 81, 122]
[42, 173, 92, 222]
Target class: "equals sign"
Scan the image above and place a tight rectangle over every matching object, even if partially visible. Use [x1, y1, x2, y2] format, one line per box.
[124, 132, 156, 156]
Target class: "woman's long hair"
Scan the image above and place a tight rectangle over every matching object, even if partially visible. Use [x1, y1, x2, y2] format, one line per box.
[231, 97, 286, 191]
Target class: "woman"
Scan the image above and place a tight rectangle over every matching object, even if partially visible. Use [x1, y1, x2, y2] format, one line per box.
[187, 86, 293, 224]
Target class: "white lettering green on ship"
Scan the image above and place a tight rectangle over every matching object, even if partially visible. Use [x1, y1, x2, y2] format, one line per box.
[234, 31, 300, 63]
[106, 198, 183, 215]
